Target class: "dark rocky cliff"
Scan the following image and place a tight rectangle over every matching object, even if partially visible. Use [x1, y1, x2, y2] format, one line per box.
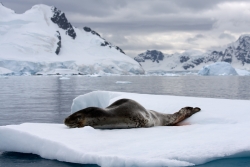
[51, 7, 76, 39]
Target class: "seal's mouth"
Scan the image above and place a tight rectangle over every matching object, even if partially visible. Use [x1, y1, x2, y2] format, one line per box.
[64, 117, 86, 128]
[64, 118, 78, 128]
[65, 123, 78, 128]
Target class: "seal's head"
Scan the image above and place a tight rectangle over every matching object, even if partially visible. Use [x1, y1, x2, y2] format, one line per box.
[64, 111, 85, 128]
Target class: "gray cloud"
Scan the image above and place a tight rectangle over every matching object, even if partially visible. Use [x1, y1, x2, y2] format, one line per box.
[119, 43, 175, 58]
[1, 0, 128, 16]
[174, 0, 230, 11]
[4, 0, 217, 34]
[219, 32, 236, 40]
[0, 0, 221, 13]
[80, 17, 215, 35]
[121, 43, 174, 51]
[186, 34, 206, 43]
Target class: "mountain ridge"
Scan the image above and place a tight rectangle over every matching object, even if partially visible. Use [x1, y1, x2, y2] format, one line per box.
[134, 35, 250, 73]
[0, 4, 144, 75]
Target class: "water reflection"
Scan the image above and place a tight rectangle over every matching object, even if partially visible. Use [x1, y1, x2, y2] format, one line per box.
[1, 152, 250, 167]
[0, 152, 99, 167]
[196, 157, 250, 167]
[1, 76, 250, 126]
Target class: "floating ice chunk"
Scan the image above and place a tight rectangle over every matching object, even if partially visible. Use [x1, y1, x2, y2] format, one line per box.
[164, 73, 180, 77]
[198, 62, 238, 76]
[87, 74, 101, 77]
[59, 76, 70, 80]
[115, 81, 132, 84]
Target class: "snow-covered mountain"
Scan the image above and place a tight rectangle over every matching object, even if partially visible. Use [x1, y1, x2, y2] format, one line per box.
[134, 35, 250, 73]
[0, 3, 144, 75]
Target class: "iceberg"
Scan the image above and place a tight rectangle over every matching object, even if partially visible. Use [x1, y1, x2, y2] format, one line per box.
[198, 62, 238, 76]
[1, 91, 250, 167]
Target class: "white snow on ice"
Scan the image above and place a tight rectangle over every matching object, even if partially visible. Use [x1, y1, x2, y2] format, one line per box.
[1, 91, 250, 167]
[198, 62, 238, 76]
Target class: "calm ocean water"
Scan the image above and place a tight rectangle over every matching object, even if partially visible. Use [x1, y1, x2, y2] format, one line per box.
[0, 75, 250, 167]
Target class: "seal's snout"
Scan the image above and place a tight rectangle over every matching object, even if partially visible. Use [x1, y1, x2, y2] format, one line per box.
[193, 107, 201, 113]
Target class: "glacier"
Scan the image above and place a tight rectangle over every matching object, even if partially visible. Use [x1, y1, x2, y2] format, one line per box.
[0, 66, 14, 75]
[1, 91, 250, 167]
[0, 3, 144, 76]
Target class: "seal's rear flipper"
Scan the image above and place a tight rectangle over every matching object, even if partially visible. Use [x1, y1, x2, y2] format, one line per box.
[166, 106, 201, 126]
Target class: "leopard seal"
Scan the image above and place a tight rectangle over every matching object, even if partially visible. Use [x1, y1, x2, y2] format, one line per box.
[64, 98, 200, 129]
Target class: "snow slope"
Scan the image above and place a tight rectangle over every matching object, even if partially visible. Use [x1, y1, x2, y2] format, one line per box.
[0, 3, 143, 75]
[1, 91, 250, 167]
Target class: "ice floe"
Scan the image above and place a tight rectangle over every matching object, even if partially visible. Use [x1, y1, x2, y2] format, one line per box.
[1, 91, 250, 167]
[115, 81, 132, 84]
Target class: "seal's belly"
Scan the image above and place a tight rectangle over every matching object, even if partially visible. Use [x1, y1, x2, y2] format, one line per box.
[92, 123, 137, 129]
[85, 114, 151, 129]
[85, 118, 136, 129]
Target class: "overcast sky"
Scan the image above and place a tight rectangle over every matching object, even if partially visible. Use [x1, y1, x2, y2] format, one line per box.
[2, 0, 250, 57]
